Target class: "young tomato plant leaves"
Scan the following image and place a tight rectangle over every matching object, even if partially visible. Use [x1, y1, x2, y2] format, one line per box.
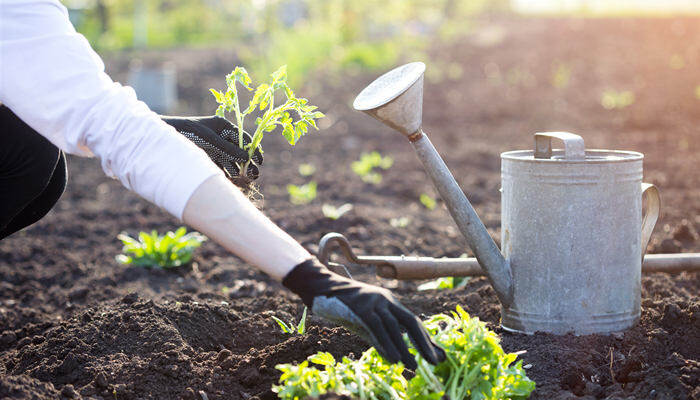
[287, 181, 317, 205]
[274, 306, 536, 399]
[352, 151, 393, 184]
[271, 307, 308, 335]
[210, 65, 324, 177]
[322, 203, 353, 220]
[116, 227, 206, 269]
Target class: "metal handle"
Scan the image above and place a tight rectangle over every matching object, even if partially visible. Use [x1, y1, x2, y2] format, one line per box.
[534, 132, 586, 160]
[318, 232, 700, 280]
[641, 183, 660, 260]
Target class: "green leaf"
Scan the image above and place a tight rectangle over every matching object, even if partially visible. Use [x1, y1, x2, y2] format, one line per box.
[116, 228, 205, 269]
[297, 307, 307, 335]
[271, 316, 291, 334]
[209, 89, 224, 103]
[420, 193, 437, 210]
[233, 66, 252, 89]
[287, 181, 317, 205]
[309, 352, 335, 367]
[298, 163, 316, 176]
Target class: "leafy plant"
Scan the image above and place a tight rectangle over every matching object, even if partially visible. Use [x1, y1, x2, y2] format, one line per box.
[116, 227, 206, 268]
[418, 276, 470, 291]
[272, 307, 308, 335]
[420, 193, 437, 210]
[390, 217, 411, 228]
[352, 151, 394, 184]
[275, 348, 408, 400]
[274, 306, 535, 399]
[600, 89, 635, 110]
[322, 203, 354, 220]
[551, 62, 571, 89]
[669, 54, 685, 70]
[298, 163, 316, 177]
[210, 65, 324, 177]
[287, 181, 317, 205]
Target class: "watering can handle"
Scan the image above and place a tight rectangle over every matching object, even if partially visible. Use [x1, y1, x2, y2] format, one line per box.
[534, 132, 586, 160]
[641, 183, 660, 261]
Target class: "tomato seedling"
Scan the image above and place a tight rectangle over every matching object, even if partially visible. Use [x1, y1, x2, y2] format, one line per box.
[352, 151, 393, 184]
[287, 181, 317, 205]
[321, 203, 353, 220]
[272, 307, 308, 335]
[116, 227, 206, 269]
[210, 65, 325, 177]
[274, 306, 535, 399]
[420, 193, 437, 210]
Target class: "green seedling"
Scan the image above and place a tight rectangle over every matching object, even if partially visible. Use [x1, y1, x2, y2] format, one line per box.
[420, 193, 437, 210]
[669, 54, 685, 70]
[210, 65, 324, 177]
[271, 307, 308, 335]
[298, 163, 316, 176]
[287, 181, 317, 205]
[600, 89, 635, 110]
[352, 151, 393, 184]
[417, 276, 469, 291]
[390, 216, 411, 228]
[551, 62, 571, 89]
[116, 227, 206, 269]
[274, 306, 535, 399]
[322, 203, 353, 220]
[275, 348, 408, 400]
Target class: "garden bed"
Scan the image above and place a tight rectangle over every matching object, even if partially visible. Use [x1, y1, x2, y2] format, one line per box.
[1, 16, 699, 400]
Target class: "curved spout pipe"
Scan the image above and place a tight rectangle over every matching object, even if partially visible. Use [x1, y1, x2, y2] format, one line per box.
[409, 131, 514, 306]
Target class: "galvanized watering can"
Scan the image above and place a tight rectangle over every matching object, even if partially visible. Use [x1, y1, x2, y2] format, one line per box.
[318, 62, 700, 335]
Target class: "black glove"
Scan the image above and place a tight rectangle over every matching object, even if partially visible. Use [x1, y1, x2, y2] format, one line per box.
[162, 115, 263, 180]
[283, 259, 446, 370]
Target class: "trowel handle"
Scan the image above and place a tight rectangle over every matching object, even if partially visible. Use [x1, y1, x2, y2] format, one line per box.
[316, 232, 485, 279]
[641, 183, 660, 261]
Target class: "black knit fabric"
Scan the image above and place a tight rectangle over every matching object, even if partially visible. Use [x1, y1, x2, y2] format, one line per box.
[0, 105, 67, 240]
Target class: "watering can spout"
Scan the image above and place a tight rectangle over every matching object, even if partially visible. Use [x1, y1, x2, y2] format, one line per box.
[354, 62, 514, 307]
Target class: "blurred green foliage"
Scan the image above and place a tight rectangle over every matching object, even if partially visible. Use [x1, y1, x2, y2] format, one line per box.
[600, 89, 635, 110]
[61, 0, 502, 85]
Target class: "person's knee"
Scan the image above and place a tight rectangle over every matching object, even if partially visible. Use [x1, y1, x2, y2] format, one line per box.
[0, 106, 61, 196]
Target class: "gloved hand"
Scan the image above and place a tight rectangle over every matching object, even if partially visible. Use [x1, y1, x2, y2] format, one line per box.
[161, 115, 263, 180]
[283, 259, 446, 370]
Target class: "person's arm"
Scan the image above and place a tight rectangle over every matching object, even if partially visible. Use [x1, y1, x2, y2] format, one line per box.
[184, 175, 445, 369]
[1, 0, 444, 368]
[0, 0, 221, 218]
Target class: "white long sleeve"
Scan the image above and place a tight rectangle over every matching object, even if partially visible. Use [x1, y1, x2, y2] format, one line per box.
[0, 0, 223, 219]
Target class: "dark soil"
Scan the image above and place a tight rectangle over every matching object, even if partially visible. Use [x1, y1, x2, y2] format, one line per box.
[2, 16, 699, 400]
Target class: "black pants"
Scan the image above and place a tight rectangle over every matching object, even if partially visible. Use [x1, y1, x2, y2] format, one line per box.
[0, 105, 67, 240]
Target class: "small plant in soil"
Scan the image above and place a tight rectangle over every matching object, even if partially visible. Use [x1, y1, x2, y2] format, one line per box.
[210, 65, 324, 180]
[274, 306, 535, 399]
[298, 163, 316, 177]
[390, 216, 411, 228]
[418, 276, 469, 291]
[322, 203, 353, 220]
[352, 151, 393, 184]
[115, 227, 206, 268]
[271, 307, 308, 335]
[600, 89, 635, 110]
[420, 193, 437, 210]
[287, 181, 317, 205]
